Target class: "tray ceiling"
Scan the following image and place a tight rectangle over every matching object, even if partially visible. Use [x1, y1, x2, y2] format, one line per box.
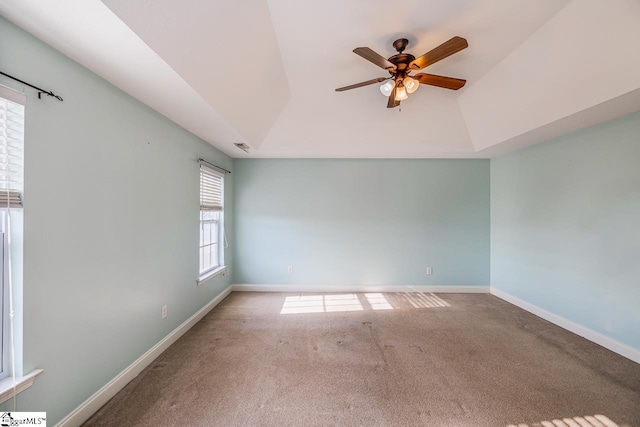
[1, 0, 639, 158]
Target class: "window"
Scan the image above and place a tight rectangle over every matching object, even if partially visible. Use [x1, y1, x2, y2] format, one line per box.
[0, 86, 24, 382]
[199, 165, 224, 280]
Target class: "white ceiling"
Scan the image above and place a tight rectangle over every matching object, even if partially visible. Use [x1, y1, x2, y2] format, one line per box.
[1, 0, 640, 158]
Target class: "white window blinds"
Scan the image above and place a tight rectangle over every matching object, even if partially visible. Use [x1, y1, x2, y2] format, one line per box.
[0, 87, 24, 208]
[200, 165, 223, 211]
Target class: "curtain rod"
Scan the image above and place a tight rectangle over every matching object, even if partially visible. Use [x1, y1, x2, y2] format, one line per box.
[0, 71, 63, 101]
[198, 158, 231, 174]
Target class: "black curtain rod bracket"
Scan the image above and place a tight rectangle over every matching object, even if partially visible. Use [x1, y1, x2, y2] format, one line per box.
[198, 158, 231, 174]
[0, 71, 63, 101]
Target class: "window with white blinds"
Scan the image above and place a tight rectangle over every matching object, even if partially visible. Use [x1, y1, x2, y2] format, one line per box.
[0, 86, 24, 382]
[0, 89, 24, 208]
[200, 165, 223, 211]
[199, 165, 224, 278]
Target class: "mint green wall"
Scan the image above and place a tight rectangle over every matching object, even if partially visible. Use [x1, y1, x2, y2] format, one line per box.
[0, 17, 233, 424]
[233, 159, 490, 287]
[491, 112, 640, 350]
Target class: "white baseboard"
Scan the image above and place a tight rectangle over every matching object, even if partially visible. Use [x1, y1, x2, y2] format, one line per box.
[490, 288, 640, 364]
[56, 285, 233, 427]
[232, 284, 489, 293]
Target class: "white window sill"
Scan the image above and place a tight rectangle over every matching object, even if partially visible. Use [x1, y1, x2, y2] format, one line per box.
[0, 369, 44, 404]
[197, 265, 228, 286]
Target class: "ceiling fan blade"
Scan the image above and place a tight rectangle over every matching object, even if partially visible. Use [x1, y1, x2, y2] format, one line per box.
[414, 73, 466, 90]
[335, 77, 389, 92]
[387, 83, 400, 108]
[409, 36, 468, 70]
[353, 47, 397, 71]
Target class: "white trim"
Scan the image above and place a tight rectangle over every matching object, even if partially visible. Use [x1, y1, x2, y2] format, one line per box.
[0, 84, 26, 106]
[197, 265, 228, 285]
[232, 284, 489, 293]
[490, 288, 640, 365]
[56, 285, 233, 427]
[0, 369, 43, 404]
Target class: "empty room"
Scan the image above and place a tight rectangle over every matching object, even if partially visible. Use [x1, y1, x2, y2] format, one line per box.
[0, 1, 639, 426]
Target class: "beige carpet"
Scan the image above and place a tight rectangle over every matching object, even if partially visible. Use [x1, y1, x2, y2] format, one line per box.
[85, 292, 640, 427]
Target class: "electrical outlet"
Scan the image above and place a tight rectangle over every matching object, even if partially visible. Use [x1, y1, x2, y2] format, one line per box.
[161, 305, 167, 319]
[426, 267, 432, 275]
[288, 266, 293, 274]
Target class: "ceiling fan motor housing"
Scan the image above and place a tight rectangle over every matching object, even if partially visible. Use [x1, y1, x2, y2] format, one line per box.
[388, 53, 415, 73]
[389, 38, 414, 73]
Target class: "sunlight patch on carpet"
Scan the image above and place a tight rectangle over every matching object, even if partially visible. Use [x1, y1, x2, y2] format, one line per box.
[280, 294, 363, 314]
[507, 414, 623, 427]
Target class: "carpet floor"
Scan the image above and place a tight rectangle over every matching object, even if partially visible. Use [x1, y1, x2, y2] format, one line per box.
[84, 292, 640, 427]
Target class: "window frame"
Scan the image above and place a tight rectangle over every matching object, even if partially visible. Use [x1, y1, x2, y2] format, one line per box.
[199, 210, 222, 276]
[0, 88, 25, 381]
[198, 166, 226, 284]
[0, 229, 5, 380]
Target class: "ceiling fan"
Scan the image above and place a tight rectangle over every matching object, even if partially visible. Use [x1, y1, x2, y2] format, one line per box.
[335, 36, 468, 108]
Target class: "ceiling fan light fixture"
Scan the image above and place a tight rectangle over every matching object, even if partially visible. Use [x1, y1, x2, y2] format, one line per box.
[404, 76, 419, 94]
[379, 80, 395, 96]
[395, 83, 408, 101]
